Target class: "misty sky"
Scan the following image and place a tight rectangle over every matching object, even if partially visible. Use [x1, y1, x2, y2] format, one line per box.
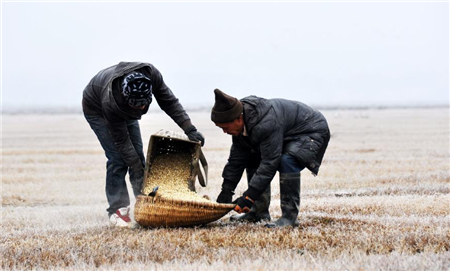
[2, 2, 449, 109]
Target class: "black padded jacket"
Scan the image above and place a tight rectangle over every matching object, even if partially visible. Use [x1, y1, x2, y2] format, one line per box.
[82, 61, 192, 174]
[221, 96, 330, 199]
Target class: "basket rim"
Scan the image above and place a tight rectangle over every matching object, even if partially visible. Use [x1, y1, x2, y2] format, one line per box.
[136, 194, 235, 210]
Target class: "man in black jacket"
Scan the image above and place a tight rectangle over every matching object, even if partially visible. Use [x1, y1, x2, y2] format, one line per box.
[213, 89, 330, 227]
[83, 61, 204, 227]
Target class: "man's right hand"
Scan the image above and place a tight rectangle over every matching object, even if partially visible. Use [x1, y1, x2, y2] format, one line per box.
[216, 189, 234, 203]
[129, 162, 145, 197]
[131, 159, 145, 177]
[233, 196, 255, 213]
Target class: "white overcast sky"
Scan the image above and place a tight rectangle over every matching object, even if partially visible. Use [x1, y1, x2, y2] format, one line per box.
[1, 1, 449, 109]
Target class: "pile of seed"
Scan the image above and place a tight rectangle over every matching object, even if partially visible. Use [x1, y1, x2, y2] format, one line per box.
[142, 153, 211, 203]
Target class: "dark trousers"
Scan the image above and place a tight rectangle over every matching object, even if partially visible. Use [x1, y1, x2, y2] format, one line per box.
[84, 114, 145, 214]
[278, 153, 305, 173]
[246, 152, 304, 213]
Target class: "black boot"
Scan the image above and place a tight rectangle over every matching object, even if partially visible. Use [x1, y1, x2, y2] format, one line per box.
[265, 172, 300, 228]
[230, 168, 271, 222]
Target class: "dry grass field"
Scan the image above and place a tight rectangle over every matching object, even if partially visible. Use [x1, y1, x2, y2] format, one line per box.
[1, 107, 449, 270]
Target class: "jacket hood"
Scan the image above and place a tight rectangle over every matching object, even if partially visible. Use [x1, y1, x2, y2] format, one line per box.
[114, 62, 149, 75]
[108, 62, 150, 119]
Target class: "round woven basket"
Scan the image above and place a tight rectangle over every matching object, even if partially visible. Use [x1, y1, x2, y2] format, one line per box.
[134, 195, 235, 228]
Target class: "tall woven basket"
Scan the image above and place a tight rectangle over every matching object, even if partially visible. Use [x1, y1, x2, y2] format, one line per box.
[134, 130, 234, 227]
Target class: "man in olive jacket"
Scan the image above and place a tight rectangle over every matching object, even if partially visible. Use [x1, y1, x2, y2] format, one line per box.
[213, 89, 330, 227]
[83, 61, 204, 227]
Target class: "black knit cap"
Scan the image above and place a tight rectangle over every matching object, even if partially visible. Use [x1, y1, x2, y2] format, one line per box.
[211, 89, 243, 123]
[121, 72, 153, 108]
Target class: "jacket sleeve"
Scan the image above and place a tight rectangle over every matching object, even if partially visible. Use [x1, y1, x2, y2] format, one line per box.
[104, 114, 144, 174]
[244, 118, 283, 200]
[152, 68, 193, 132]
[221, 136, 252, 191]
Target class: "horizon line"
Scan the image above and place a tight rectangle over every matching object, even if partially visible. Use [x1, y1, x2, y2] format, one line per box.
[1, 103, 449, 114]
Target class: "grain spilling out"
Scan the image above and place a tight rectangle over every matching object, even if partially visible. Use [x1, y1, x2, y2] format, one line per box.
[142, 153, 211, 203]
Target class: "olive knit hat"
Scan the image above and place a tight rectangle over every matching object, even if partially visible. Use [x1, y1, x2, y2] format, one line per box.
[211, 89, 243, 123]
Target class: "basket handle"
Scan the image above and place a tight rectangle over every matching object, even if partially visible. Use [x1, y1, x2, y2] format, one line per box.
[195, 148, 208, 187]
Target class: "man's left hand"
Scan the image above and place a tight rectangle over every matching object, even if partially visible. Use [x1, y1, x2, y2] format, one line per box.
[233, 196, 255, 213]
[187, 129, 205, 146]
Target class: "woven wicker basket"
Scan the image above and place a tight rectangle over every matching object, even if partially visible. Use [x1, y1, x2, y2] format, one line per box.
[135, 195, 235, 227]
[134, 130, 235, 228]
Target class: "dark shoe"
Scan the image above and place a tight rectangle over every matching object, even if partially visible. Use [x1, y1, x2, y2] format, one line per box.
[230, 210, 271, 222]
[265, 172, 300, 228]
